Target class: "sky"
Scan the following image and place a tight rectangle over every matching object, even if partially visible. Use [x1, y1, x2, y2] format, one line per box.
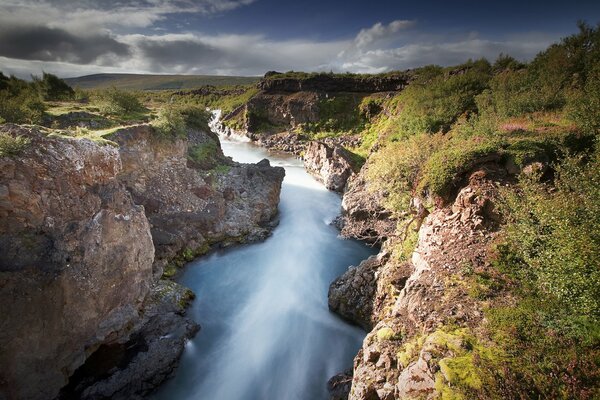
[0, 0, 599, 78]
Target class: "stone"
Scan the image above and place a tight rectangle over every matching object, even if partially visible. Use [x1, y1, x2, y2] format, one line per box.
[0, 125, 154, 400]
[303, 141, 358, 192]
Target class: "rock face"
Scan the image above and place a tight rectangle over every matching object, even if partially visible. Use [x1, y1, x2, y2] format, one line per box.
[330, 167, 505, 400]
[303, 141, 358, 192]
[258, 72, 410, 93]
[0, 125, 155, 400]
[335, 165, 396, 244]
[60, 280, 198, 400]
[0, 122, 285, 400]
[108, 125, 285, 273]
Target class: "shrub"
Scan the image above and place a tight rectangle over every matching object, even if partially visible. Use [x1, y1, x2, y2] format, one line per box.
[96, 87, 145, 116]
[394, 59, 492, 135]
[499, 145, 600, 317]
[35, 72, 74, 101]
[367, 133, 441, 213]
[0, 133, 31, 156]
[152, 105, 186, 137]
[569, 64, 600, 135]
[0, 76, 46, 124]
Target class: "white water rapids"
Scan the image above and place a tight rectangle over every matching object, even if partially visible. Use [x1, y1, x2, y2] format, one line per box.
[153, 116, 375, 400]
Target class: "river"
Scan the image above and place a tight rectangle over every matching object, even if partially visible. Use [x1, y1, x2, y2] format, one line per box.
[154, 133, 375, 400]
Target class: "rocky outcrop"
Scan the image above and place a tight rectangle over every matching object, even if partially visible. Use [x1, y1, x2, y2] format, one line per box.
[0, 125, 155, 400]
[59, 280, 198, 400]
[303, 141, 359, 192]
[330, 167, 505, 400]
[0, 122, 285, 400]
[108, 124, 285, 274]
[258, 72, 410, 93]
[334, 165, 396, 244]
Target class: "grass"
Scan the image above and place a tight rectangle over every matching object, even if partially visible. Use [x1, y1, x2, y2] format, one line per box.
[0, 133, 31, 156]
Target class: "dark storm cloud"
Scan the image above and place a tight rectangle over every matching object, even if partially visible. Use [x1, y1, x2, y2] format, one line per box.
[0, 25, 131, 64]
[136, 38, 224, 70]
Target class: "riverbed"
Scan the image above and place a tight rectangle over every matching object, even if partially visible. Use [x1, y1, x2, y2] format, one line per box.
[154, 135, 375, 400]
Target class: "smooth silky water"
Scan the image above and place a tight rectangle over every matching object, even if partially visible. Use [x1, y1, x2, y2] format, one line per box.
[154, 134, 376, 400]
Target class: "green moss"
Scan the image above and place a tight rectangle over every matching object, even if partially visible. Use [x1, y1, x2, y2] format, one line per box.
[439, 355, 483, 390]
[376, 327, 401, 341]
[188, 141, 219, 164]
[396, 335, 425, 368]
[161, 243, 211, 279]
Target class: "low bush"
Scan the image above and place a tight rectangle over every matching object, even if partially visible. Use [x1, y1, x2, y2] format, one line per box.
[0, 133, 31, 157]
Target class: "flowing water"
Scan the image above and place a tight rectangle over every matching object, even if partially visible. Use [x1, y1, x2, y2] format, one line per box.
[154, 133, 376, 400]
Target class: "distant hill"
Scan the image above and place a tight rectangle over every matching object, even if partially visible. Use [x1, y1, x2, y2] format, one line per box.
[64, 73, 260, 90]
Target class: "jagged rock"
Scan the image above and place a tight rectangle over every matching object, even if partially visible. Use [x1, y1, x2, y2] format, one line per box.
[330, 168, 505, 400]
[328, 256, 381, 330]
[303, 141, 358, 192]
[327, 369, 353, 400]
[335, 165, 396, 244]
[108, 125, 285, 273]
[0, 125, 155, 400]
[60, 280, 199, 400]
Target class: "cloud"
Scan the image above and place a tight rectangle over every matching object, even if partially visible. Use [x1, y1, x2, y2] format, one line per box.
[0, 1, 559, 79]
[0, 24, 130, 64]
[0, 0, 257, 33]
[354, 20, 416, 49]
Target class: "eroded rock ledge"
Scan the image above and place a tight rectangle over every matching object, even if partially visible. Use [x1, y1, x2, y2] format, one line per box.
[0, 123, 285, 400]
[328, 166, 505, 400]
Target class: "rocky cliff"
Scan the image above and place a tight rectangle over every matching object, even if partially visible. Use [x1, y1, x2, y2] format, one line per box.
[108, 124, 284, 276]
[0, 125, 155, 400]
[328, 165, 506, 400]
[303, 141, 359, 192]
[0, 122, 285, 400]
[258, 72, 410, 93]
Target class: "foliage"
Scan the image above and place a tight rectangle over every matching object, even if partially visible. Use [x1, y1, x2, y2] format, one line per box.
[0, 133, 31, 156]
[0, 73, 46, 124]
[151, 105, 186, 137]
[301, 94, 369, 136]
[393, 59, 492, 136]
[367, 133, 441, 213]
[568, 64, 600, 135]
[500, 145, 600, 316]
[34, 72, 75, 101]
[95, 87, 146, 117]
[151, 103, 212, 138]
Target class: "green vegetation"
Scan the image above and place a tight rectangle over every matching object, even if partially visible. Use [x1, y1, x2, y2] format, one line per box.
[94, 87, 147, 119]
[263, 70, 409, 81]
[359, 24, 600, 399]
[0, 133, 31, 156]
[36, 72, 75, 101]
[300, 93, 370, 136]
[151, 103, 211, 137]
[0, 73, 46, 124]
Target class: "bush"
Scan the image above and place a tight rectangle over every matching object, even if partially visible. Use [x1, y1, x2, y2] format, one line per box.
[394, 59, 492, 135]
[151, 104, 211, 137]
[35, 72, 74, 101]
[152, 105, 186, 137]
[500, 145, 600, 317]
[0, 133, 31, 156]
[96, 87, 145, 116]
[0, 74, 46, 124]
[367, 133, 442, 213]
